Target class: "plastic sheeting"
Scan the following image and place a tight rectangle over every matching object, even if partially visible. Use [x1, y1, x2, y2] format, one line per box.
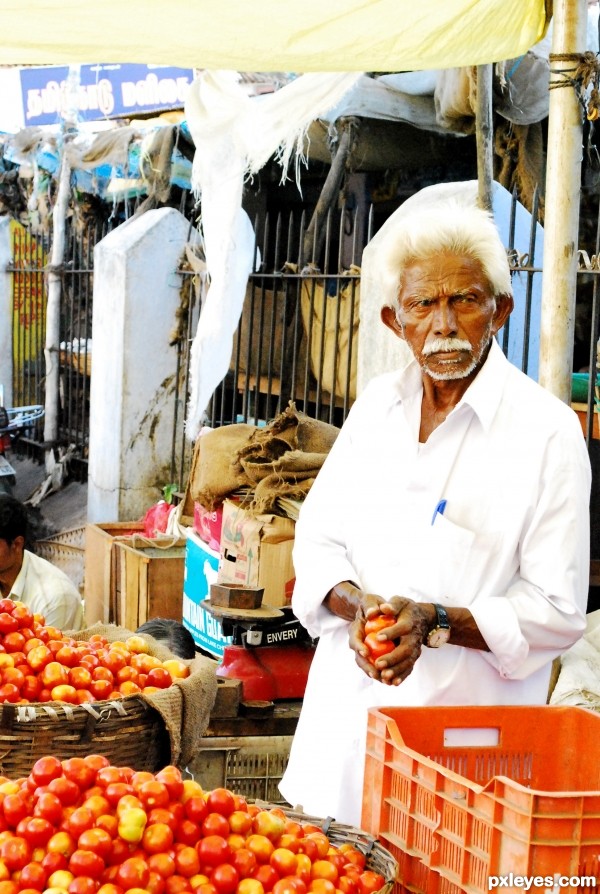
[1, 0, 549, 72]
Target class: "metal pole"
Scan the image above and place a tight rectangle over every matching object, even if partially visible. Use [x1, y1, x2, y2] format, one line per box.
[538, 0, 587, 401]
[475, 64, 494, 212]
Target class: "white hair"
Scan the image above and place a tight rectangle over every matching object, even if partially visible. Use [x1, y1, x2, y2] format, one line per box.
[378, 199, 513, 309]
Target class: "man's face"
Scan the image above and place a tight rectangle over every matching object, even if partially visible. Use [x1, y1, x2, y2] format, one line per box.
[395, 251, 505, 381]
[0, 538, 22, 576]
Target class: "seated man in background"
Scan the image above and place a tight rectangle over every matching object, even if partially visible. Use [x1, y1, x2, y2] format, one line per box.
[0, 494, 83, 631]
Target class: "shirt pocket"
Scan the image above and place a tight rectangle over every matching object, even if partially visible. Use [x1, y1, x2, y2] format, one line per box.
[406, 513, 501, 606]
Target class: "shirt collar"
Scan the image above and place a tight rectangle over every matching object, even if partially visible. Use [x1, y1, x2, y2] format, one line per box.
[390, 337, 510, 432]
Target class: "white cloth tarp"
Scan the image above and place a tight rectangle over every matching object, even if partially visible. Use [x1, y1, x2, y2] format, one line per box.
[0, 0, 549, 72]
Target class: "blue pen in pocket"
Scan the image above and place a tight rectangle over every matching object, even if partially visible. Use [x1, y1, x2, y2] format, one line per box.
[431, 499, 447, 526]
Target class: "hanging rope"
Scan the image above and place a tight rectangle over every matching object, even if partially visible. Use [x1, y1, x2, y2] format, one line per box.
[549, 51, 600, 120]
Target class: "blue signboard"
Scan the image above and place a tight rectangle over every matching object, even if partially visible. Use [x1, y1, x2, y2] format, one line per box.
[20, 64, 195, 126]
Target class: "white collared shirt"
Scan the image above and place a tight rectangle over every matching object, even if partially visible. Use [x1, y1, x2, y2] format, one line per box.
[6, 550, 84, 631]
[279, 340, 591, 826]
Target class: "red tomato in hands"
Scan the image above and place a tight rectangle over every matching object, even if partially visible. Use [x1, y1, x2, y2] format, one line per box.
[363, 614, 397, 665]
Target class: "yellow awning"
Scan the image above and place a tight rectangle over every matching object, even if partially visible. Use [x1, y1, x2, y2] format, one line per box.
[1, 0, 550, 71]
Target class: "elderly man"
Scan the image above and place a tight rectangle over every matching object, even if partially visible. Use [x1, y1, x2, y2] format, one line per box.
[0, 494, 83, 630]
[279, 195, 591, 827]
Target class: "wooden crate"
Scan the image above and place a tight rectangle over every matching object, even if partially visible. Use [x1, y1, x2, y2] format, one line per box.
[115, 540, 187, 630]
[83, 521, 145, 625]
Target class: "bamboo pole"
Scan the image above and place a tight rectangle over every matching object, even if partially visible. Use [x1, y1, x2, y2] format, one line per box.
[43, 66, 79, 474]
[475, 64, 494, 212]
[538, 0, 587, 401]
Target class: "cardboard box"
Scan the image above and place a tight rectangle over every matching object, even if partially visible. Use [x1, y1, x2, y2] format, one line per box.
[83, 521, 145, 624]
[183, 530, 233, 658]
[218, 500, 295, 608]
[115, 540, 186, 630]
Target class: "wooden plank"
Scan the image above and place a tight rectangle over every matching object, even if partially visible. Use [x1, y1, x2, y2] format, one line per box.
[83, 522, 144, 625]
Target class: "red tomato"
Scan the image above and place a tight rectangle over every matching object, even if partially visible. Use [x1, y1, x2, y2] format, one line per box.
[155, 764, 183, 801]
[0, 835, 31, 870]
[231, 848, 257, 879]
[41, 849, 69, 874]
[142, 822, 174, 855]
[2, 632, 25, 653]
[68, 876, 99, 894]
[46, 830, 77, 859]
[18, 860, 47, 891]
[137, 780, 170, 810]
[0, 613, 19, 634]
[77, 827, 114, 860]
[271, 848, 298, 877]
[55, 645, 80, 668]
[245, 835, 275, 865]
[34, 791, 64, 824]
[21, 816, 54, 847]
[61, 758, 96, 791]
[116, 856, 150, 890]
[148, 853, 176, 879]
[206, 789, 235, 818]
[184, 796, 208, 826]
[90, 680, 114, 700]
[164, 876, 194, 894]
[11, 604, 34, 627]
[69, 848, 106, 879]
[272, 878, 307, 894]
[31, 755, 63, 787]
[146, 668, 173, 689]
[51, 683, 79, 703]
[2, 792, 30, 826]
[357, 871, 385, 894]
[40, 661, 69, 688]
[147, 808, 179, 834]
[175, 846, 200, 879]
[26, 644, 52, 672]
[196, 835, 232, 868]
[310, 861, 338, 883]
[66, 806, 96, 838]
[21, 674, 41, 701]
[47, 775, 81, 807]
[251, 864, 279, 892]
[363, 633, 395, 664]
[175, 819, 202, 847]
[201, 813, 230, 839]
[210, 863, 239, 894]
[68, 666, 92, 689]
[0, 684, 21, 703]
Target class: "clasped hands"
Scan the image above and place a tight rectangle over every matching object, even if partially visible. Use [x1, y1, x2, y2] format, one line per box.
[350, 593, 432, 686]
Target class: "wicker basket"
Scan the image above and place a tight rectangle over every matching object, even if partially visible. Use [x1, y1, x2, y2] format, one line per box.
[35, 527, 86, 593]
[255, 803, 398, 894]
[0, 695, 171, 779]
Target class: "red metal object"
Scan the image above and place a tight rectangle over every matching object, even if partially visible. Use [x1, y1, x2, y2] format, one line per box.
[216, 644, 315, 701]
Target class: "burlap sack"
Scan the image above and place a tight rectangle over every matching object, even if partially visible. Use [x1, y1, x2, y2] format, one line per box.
[188, 424, 256, 510]
[189, 404, 339, 514]
[65, 623, 219, 769]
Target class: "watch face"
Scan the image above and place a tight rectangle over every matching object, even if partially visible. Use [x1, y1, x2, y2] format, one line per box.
[428, 626, 451, 648]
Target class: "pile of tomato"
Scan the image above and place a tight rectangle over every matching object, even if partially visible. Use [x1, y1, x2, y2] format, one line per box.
[0, 754, 386, 894]
[0, 599, 190, 705]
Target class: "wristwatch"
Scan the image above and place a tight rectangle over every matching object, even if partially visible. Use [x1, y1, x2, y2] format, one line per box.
[426, 603, 451, 648]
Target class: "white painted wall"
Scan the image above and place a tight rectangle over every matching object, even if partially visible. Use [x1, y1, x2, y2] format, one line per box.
[87, 207, 192, 522]
[0, 217, 12, 407]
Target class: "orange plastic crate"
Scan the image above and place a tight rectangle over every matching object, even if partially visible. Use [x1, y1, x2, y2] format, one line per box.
[361, 705, 600, 894]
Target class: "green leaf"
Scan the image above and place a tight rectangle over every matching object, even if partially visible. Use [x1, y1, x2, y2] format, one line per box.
[162, 482, 178, 505]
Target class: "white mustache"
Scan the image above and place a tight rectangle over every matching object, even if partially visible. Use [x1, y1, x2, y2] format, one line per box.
[422, 338, 473, 356]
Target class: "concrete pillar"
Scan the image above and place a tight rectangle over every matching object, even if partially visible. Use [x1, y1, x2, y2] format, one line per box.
[87, 207, 193, 523]
[0, 217, 13, 407]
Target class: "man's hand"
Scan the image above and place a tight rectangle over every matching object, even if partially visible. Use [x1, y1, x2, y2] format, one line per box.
[349, 597, 434, 686]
